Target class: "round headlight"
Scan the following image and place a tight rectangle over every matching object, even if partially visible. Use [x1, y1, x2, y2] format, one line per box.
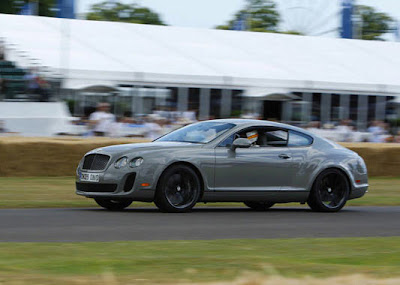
[130, 157, 144, 168]
[114, 157, 128, 169]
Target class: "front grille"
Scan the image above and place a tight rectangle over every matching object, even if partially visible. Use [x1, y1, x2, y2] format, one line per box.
[82, 154, 110, 171]
[76, 182, 117, 193]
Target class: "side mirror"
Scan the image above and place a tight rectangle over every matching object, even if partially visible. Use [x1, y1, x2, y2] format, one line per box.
[231, 138, 252, 151]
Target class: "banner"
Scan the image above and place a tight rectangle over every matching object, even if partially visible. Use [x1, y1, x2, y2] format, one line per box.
[57, 0, 75, 19]
[341, 0, 354, 39]
[19, 3, 36, 15]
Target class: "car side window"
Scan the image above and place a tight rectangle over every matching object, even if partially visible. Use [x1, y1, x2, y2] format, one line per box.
[288, 130, 313, 147]
[219, 134, 236, 147]
[262, 129, 288, 147]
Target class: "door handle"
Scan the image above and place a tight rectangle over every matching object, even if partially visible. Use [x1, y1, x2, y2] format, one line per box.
[279, 154, 291, 159]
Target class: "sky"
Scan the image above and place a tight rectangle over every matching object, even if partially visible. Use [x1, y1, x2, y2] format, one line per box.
[76, 0, 400, 38]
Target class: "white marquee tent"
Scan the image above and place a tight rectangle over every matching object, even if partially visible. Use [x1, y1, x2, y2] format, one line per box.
[0, 13, 400, 97]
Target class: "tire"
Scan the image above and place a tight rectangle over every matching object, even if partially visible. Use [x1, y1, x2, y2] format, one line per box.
[94, 198, 133, 211]
[154, 164, 201, 213]
[307, 169, 350, 212]
[244, 201, 275, 211]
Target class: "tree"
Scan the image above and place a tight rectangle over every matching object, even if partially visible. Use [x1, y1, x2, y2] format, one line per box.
[86, 1, 165, 25]
[355, 5, 394, 41]
[216, 0, 279, 32]
[0, 0, 54, 16]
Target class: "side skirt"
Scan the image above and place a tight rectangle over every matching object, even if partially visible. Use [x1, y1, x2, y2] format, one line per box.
[200, 191, 309, 203]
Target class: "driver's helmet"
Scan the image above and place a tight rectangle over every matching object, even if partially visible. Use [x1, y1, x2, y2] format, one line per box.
[246, 130, 258, 144]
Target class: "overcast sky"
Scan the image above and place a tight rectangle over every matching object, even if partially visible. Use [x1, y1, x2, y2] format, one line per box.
[76, 0, 400, 38]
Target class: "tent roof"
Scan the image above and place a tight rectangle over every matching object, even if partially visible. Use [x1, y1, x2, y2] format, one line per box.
[1, 14, 400, 95]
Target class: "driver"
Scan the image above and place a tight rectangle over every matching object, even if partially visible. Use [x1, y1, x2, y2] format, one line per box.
[246, 130, 259, 147]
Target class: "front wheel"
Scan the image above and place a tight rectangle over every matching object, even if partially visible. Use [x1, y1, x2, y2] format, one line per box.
[155, 165, 201, 213]
[307, 169, 350, 212]
[94, 198, 133, 211]
[244, 201, 275, 211]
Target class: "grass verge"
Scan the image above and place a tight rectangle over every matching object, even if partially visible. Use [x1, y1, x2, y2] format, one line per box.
[0, 237, 399, 284]
[0, 177, 399, 208]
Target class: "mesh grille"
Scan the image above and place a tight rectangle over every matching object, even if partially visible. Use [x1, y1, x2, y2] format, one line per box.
[76, 182, 117, 193]
[82, 154, 110, 171]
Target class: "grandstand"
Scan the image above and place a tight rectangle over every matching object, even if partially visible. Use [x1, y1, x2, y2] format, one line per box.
[0, 13, 399, 130]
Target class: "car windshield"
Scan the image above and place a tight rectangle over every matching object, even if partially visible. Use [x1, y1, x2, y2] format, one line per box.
[156, 122, 235, 144]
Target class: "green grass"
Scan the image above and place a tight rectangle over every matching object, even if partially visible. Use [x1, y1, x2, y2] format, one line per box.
[0, 237, 399, 284]
[0, 177, 399, 209]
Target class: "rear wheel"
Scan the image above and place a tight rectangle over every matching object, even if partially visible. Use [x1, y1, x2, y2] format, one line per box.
[307, 169, 350, 212]
[155, 165, 201, 213]
[94, 198, 133, 211]
[244, 201, 275, 211]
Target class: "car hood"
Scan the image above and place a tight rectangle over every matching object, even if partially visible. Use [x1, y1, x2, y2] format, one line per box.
[88, 141, 202, 157]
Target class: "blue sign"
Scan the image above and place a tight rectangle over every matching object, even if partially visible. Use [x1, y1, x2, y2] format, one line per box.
[57, 0, 75, 19]
[341, 0, 354, 39]
[232, 13, 248, 31]
[19, 3, 36, 15]
[395, 21, 400, 42]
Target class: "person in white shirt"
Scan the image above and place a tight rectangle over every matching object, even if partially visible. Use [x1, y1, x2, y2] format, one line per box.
[89, 103, 116, 137]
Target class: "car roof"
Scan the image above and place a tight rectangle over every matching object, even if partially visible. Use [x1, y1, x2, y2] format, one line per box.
[210, 119, 296, 129]
[208, 119, 317, 138]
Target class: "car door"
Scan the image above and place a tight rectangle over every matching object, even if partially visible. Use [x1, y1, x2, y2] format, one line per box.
[214, 127, 295, 192]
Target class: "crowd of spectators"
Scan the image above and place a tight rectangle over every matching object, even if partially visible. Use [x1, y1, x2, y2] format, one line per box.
[0, 45, 51, 102]
[69, 103, 400, 143]
[71, 102, 198, 140]
[305, 119, 400, 143]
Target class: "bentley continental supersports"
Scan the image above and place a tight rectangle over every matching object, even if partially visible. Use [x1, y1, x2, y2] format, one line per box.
[76, 119, 368, 212]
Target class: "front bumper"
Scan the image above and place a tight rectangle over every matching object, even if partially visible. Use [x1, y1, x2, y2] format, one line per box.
[76, 167, 156, 202]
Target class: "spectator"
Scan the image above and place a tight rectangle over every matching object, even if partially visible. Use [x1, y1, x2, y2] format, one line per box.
[89, 103, 116, 137]
[336, 120, 353, 142]
[368, 121, 385, 143]
[24, 68, 40, 96]
[395, 131, 400, 143]
[0, 120, 9, 133]
[0, 44, 5, 61]
[36, 76, 51, 102]
[144, 114, 163, 140]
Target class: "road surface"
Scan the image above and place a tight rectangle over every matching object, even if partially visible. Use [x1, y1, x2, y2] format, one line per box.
[1, 206, 399, 242]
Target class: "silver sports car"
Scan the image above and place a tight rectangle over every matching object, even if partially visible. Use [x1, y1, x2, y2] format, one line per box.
[76, 119, 368, 213]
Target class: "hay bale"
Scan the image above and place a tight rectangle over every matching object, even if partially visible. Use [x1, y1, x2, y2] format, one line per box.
[341, 143, 400, 177]
[0, 137, 398, 177]
[0, 137, 149, 177]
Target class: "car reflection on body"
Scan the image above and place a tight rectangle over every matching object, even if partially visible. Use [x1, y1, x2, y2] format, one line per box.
[76, 119, 368, 213]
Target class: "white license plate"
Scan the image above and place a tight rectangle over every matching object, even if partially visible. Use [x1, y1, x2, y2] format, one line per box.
[80, 173, 100, 182]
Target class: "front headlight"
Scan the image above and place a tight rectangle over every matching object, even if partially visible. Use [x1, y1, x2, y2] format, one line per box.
[114, 157, 128, 169]
[130, 157, 144, 168]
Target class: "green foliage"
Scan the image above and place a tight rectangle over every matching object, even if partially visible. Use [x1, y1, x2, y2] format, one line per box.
[355, 5, 394, 41]
[86, 1, 165, 25]
[216, 0, 279, 33]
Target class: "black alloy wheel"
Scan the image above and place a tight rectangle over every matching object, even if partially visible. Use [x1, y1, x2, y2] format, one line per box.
[155, 165, 201, 213]
[94, 198, 133, 211]
[307, 169, 350, 212]
[244, 201, 275, 211]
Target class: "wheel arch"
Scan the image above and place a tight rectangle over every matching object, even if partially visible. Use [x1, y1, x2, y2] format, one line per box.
[309, 166, 353, 196]
[155, 161, 205, 199]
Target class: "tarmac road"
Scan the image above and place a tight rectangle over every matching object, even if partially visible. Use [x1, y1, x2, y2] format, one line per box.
[1, 206, 400, 242]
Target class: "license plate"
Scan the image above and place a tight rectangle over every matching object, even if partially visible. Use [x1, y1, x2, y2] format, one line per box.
[80, 173, 100, 182]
